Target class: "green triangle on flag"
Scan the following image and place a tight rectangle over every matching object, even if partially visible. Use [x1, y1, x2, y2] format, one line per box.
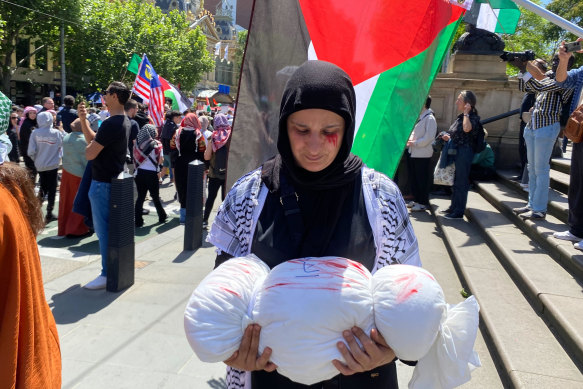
[127, 53, 142, 75]
[465, 0, 521, 34]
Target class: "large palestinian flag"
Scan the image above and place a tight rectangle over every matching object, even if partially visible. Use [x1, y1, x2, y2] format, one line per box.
[228, 0, 465, 186]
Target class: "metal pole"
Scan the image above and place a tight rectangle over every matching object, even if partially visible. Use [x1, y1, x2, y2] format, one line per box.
[60, 24, 67, 97]
[510, 0, 583, 38]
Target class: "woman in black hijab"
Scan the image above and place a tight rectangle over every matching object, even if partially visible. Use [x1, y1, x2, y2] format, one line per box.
[206, 60, 420, 389]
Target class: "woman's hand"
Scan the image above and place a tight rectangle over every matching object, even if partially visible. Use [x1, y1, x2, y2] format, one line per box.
[332, 327, 396, 375]
[223, 324, 277, 372]
[441, 133, 450, 141]
[463, 103, 472, 115]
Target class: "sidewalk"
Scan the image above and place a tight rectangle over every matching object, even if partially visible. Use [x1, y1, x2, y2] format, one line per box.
[41, 203, 500, 388]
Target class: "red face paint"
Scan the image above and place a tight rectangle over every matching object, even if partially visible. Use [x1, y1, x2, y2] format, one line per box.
[325, 133, 339, 147]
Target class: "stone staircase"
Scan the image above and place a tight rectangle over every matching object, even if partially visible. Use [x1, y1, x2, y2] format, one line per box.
[429, 147, 583, 387]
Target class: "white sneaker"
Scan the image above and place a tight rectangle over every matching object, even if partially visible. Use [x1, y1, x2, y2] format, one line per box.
[406, 201, 416, 208]
[553, 230, 581, 242]
[410, 203, 427, 212]
[83, 275, 107, 290]
[574, 241, 583, 251]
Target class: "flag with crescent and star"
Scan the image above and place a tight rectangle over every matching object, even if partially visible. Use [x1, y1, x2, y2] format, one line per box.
[132, 54, 157, 101]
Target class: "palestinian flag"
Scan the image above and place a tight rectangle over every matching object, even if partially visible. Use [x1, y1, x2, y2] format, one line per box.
[464, 0, 520, 34]
[159, 77, 193, 112]
[228, 0, 466, 187]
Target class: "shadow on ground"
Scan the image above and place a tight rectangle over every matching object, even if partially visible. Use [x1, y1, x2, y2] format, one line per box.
[49, 284, 127, 324]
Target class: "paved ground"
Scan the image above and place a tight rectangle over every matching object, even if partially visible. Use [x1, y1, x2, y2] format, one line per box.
[39, 177, 501, 388]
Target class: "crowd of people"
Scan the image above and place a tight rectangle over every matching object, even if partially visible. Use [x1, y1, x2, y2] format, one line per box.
[3, 82, 233, 290]
[2, 40, 583, 388]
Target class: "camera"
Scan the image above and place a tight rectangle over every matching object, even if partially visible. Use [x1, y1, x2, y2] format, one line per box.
[499, 50, 536, 62]
[565, 41, 582, 53]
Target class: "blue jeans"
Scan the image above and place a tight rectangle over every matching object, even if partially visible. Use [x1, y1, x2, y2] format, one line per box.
[449, 144, 474, 216]
[523, 122, 560, 212]
[89, 180, 111, 277]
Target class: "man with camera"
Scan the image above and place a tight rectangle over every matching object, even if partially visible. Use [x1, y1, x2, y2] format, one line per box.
[509, 53, 574, 220]
[78, 81, 132, 290]
[552, 38, 583, 250]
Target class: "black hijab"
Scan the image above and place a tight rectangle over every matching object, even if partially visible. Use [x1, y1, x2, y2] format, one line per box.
[262, 60, 363, 191]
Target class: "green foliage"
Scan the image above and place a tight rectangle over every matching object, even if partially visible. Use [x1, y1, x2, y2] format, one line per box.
[233, 29, 247, 77]
[450, 0, 581, 76]
[0, 0, 79, 86]
[543, 0, 583, 69]
[502, 0, 554, 76]
[67, 0, 214, 92]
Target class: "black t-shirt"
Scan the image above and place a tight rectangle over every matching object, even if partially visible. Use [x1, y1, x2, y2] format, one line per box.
[57, 107, 78, 133]
[127, 119, 139, 162]
[92, 115, 130, 183]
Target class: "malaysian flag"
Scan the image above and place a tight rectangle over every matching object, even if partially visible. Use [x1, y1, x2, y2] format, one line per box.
[132, 54, 155, 101]
[149, 72, 165, 128]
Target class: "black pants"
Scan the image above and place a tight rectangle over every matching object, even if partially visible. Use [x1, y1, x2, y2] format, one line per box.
[38, 168, 58, 214]
[408, 156, 431, 206]
[569, 142, 583, 238]
[23, 155, 37, 182]
[252, 362, 398, 389]
[203, 176, 225, 222]
[135, 169, 166, 224]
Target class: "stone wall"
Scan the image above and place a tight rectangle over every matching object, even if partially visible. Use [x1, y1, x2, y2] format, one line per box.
[429, 53, 524, 169]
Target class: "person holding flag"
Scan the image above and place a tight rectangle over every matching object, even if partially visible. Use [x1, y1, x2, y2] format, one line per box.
[205, 60, 421, 388]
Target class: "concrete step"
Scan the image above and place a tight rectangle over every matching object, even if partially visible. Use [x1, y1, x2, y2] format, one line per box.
[550, 169, 570, 195]
[429, 197, 583, 387]
[406, 212, 504, 388]
[497, 170, 569, 224]
[464, 191, 583, 368]
[474, 180, 583, 279]
[551, 157, 571, 175]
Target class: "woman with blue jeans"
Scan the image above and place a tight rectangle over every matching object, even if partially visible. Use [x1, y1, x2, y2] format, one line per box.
[440, 91, 481, 220]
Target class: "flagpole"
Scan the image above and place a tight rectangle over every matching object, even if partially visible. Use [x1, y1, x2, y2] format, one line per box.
[510, 0, 583, 37]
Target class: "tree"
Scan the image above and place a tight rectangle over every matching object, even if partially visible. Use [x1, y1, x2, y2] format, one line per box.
[448, 0, 560, 76]
[543, 0, 583, 69]
[233, 29, 248, 81]
[0, 0, 79, 91]
[66, 0, 214, 92]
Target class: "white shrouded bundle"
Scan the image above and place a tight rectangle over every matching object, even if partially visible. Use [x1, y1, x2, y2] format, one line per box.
[183, 254, 270, 362]
[253, 257, 375, 385]
[372, 264, 481, 389]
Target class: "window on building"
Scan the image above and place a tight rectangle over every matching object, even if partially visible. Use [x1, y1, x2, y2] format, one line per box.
[15, 38, 30, 68]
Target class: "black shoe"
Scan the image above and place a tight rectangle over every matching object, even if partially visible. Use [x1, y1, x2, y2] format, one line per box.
[443, 213, 463, 220]
[141, 209, 150, 215]
[45, 213, 57, 223]
[159, 215, 167, 224]
[439, 208, 453, 214]
[135, 220, 144, 228]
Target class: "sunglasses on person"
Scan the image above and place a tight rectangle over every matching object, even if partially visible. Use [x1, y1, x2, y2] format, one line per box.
[10, 116, 18, 119]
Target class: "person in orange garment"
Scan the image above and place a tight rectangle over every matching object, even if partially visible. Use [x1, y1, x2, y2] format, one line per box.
[0, 160, 62, 386]
[58, 118, 90, 237]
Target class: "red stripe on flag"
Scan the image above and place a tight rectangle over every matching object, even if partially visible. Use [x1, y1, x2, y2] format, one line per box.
[149, 85, 165, 128]
[298, 0, 463, 85]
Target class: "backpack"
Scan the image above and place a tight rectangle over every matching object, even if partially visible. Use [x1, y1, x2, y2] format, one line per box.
[213, 146, 228, 176]
[472, 122, 486, 154]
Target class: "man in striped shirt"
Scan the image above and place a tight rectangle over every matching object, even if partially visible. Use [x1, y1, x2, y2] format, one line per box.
[511, 56, 574, 220]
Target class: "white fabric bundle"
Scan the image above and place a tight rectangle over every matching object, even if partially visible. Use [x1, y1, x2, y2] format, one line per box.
[253, 257, 375, 385]
[372, 264, 480, 389]
[184, 254, 270, 362]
